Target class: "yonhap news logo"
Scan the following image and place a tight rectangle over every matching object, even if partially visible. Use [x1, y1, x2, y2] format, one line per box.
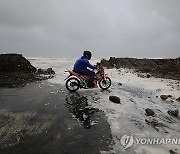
[120, 134, 180, 149]
[120, 134, 134, 149]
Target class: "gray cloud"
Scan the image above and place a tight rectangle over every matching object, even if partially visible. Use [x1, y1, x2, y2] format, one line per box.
[0, 0, 180, 58]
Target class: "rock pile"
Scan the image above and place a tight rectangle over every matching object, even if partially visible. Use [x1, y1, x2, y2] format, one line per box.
[0, 54, 36, 73]
[100, 57, 180, 80]
[0, 54, 55, 87]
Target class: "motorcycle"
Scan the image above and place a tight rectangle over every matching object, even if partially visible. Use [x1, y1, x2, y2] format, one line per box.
[65, 63, 111, 92]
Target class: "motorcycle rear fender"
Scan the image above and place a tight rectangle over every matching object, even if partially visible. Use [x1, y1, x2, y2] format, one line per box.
[64, 74, 72, 80]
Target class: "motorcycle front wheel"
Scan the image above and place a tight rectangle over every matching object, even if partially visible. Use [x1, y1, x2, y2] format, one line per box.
[66, 77, 80, 92]
[99, 77, 111, 90]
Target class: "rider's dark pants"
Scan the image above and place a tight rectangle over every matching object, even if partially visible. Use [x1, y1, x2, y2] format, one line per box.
[74, 69, 95, 86]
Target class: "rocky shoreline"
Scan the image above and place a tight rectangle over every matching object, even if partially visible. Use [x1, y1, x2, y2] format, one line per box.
[100, 57, 180, 80]
[0, 56, 180, 153]
[0, 54, 55, 87]
[1, 54, 180, 87]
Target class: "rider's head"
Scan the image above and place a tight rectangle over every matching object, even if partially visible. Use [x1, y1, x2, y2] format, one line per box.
[83, 51, 92, 60]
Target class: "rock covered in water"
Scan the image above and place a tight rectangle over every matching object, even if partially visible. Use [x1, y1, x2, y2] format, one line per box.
[109, 96, 121, 104]
[37, 68, 55, 75]
[118, 83, 122, 86]
[167, 109, 179, 117]
[145, 118, 159, 126]
[169, 149, 178, 154]
[176, 97, 180, 102]
[145, 108, 155, 116]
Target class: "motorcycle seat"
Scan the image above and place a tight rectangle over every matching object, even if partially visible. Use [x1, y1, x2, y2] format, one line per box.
[68, 70, 89, 79]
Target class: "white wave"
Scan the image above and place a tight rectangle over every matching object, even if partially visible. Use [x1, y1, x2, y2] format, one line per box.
[29, 57, 101, 85]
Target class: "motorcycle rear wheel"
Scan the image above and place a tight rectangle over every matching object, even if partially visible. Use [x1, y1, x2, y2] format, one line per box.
[66, 77, 80, 92]
[99, 77, 111, 90]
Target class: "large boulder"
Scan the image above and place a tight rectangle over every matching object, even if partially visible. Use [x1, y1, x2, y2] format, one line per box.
[0, 54, 55, 87]
[0, 54, 36, 73]
[109, 96, 121, 104]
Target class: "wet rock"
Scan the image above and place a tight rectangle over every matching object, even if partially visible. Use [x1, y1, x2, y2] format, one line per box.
[169, 150, 178, 154]
[0, 53, 36, 73]
[37, 68, 55, 75]
[156, 89, 161, 92]
[176, 97, 180, 102]
[137, 73, 145, 78]
[100, 58, 113, 68]
[118, 83, 122, 86]
[0, 54, 55, 87]
[145, 108, 155, 116]
[160, 95, 168, 100]
[109, 96, 121, 104]
[100, 57, 180, 80]
[0, 114, 14, 127]
[145, 118, 159, 126]
[137, 73, 151, 78]
[160, 95, 172, 101]
[147, 74, 151, 78]
[167, 109, 179, 117]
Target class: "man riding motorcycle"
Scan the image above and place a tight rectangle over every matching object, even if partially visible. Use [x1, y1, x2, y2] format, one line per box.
[73, 51, 97, 88]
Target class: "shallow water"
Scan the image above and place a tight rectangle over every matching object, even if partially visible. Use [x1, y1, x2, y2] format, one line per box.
[30, 58, 180, 154]
[0, 81, 112, 154]
[0, 57, 180, 154]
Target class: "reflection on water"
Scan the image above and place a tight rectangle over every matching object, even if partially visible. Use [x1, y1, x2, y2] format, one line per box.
[0, 83, 112, 153]
[65, 92, 99, 129]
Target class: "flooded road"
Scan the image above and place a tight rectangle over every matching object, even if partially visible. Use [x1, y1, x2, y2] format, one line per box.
[0, 81, 112, 154]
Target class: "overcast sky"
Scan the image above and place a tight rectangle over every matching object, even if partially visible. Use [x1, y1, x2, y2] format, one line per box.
[0, 0, 179, 58]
